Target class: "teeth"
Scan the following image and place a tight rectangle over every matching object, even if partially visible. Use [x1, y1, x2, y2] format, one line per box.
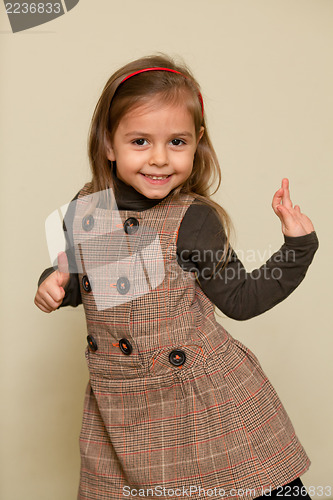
[144, 174, 169, 180]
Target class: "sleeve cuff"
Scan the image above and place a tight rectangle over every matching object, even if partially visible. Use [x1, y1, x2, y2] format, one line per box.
[283, 230, 319, 247]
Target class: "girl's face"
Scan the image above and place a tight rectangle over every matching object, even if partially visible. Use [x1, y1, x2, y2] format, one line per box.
[106, 98, 204, 199]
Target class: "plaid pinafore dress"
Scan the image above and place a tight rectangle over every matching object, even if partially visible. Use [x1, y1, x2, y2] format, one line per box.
[73, 183, 310, 500]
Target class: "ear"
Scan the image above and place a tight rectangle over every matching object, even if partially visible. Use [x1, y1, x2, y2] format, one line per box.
[196, 126, 205, 147]
[105, 135, 116, 162]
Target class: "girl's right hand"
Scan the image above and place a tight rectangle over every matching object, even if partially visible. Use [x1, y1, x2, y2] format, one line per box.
[272, 178, 315, 237]
[34, 252, 70, 313]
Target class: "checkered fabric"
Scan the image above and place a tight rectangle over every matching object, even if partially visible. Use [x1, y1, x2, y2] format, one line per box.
[74, 183, 310, 500]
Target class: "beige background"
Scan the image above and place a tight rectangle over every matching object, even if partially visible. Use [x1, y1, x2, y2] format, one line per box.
[1, 1, 332, 499]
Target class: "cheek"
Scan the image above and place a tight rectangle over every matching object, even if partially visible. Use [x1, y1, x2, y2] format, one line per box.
[116, 149, 137, 165]
[176, 151, 195, 165]
[180, 157, 195, 176]
[187, 150, 197, 166]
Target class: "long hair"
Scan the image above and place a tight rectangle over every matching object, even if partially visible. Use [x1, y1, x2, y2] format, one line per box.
[88, 53, 234, 271]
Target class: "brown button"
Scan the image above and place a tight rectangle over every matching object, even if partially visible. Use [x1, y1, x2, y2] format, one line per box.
[82, 214, 94, 231]
[87, 335, 98, 352]
[117, 277, 130, 295]
[124, 217, 139, 235]
[82, 275, 92, 292]
[169, 350, 186, 366]
[119, 338, 132, 355]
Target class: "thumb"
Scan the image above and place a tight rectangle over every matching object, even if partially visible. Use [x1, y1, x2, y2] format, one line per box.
[57, 251, 70, 287]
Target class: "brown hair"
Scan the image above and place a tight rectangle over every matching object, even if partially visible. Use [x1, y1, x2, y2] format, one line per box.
[88, 53, 234, 272]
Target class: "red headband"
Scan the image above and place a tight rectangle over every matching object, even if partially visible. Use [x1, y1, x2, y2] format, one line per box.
[119, 67, 204, 117]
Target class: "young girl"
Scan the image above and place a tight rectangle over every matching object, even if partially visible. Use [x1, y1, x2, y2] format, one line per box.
[35, 54, 319, 500]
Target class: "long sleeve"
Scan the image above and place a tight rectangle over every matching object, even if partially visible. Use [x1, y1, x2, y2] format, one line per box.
[37, 192, 82, 308]
[177, 203, 319, 321]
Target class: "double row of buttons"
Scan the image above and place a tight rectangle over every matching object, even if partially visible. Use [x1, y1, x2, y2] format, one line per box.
[82, 215, 140, 235]
[82, 275, 130, 295]
[83, 214, 186, 366]
[86, 335, 186, 366]
[87, 336, 133, 355]
[81, 217, 140, 295]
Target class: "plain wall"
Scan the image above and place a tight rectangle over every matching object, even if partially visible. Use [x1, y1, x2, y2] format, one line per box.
[1, 1, 332, 498]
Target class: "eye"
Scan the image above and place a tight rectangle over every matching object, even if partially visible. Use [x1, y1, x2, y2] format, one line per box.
[171, 139, 185, 146]
[132, 138, 148, 146]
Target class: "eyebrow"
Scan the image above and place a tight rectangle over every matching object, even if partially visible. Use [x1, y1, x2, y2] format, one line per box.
[124, 131, 194, 138]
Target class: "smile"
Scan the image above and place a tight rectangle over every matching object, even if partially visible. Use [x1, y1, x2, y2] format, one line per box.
[142, 174, 171, 180]
[140, 173, 172, 185]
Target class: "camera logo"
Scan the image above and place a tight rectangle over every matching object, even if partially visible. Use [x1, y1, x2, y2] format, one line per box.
[3, 0, 80, 33]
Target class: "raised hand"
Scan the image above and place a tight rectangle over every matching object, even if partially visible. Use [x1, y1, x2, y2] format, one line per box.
[34, 251, 70, 313]
[272, 178, 315, 237]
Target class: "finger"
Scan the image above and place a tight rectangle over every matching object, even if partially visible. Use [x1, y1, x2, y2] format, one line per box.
[34, 295, 53, 313]
[44, 289, 64, 309]
[57, 251, 70, 288]
[37, 302, 53, 313]
[272, 187, 284, 212]
[275, 203, 295, 227]
[36, 303, 52, 313]
[280, 178, 293, 209]
[297, 212, 315, 233]
[58, 251, 69, 274]
[292, 205, 305, 224]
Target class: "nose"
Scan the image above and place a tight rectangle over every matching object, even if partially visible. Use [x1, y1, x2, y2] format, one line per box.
[148, 144, 169, 167]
